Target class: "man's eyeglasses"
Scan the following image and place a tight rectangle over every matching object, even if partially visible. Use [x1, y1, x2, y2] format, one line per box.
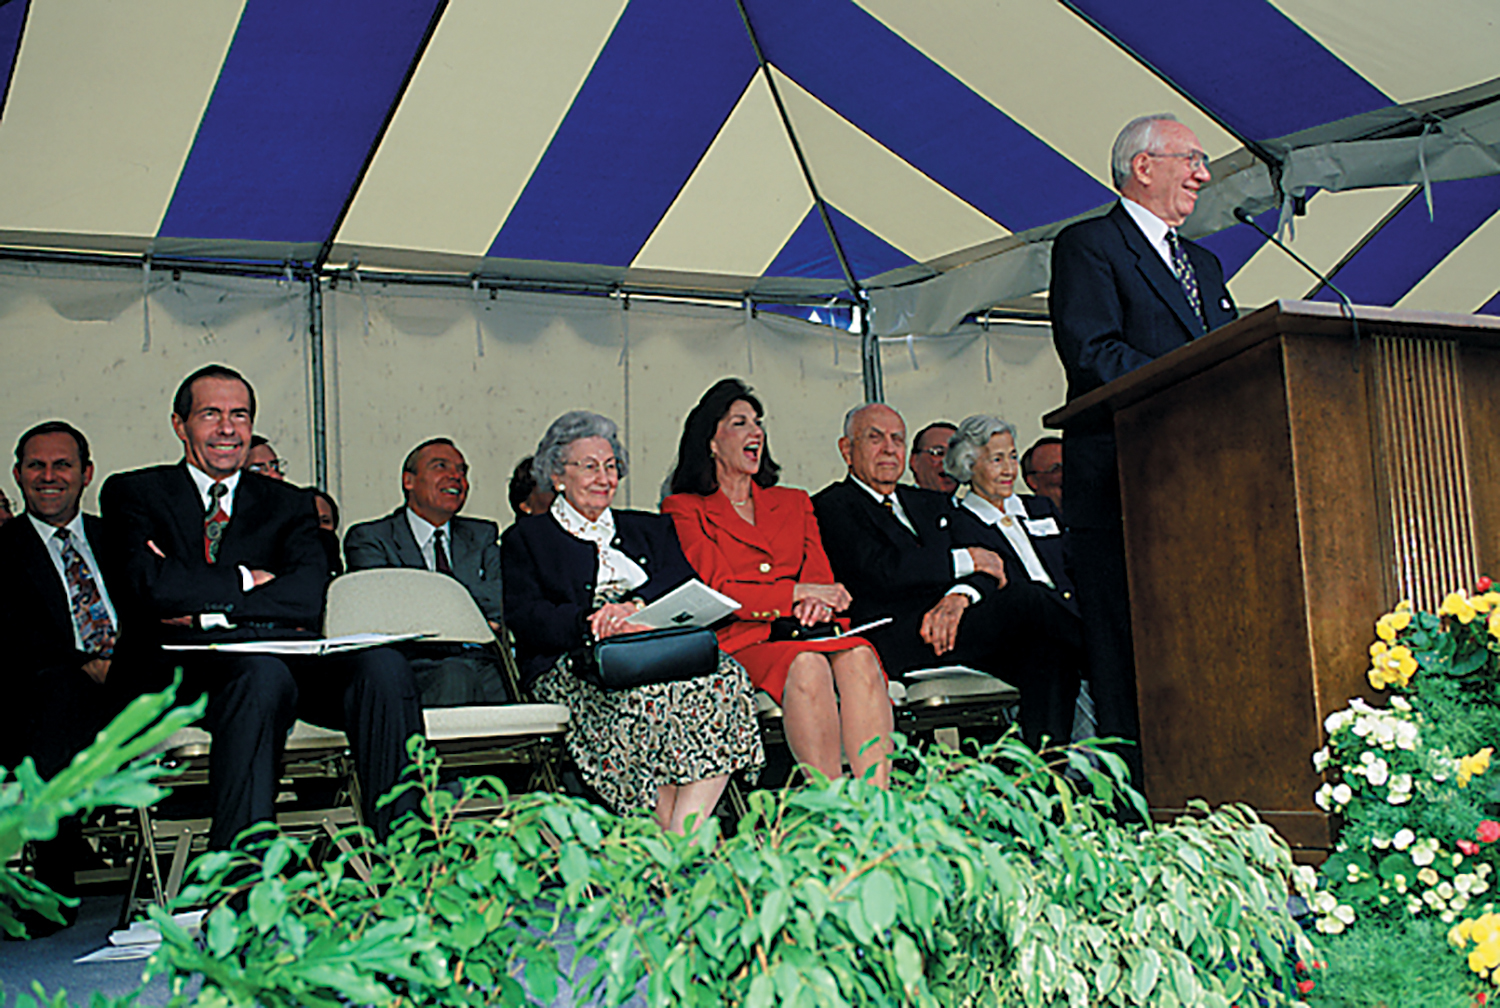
[1025, 463, 1063, 477]
[564, 459, 619, 477]
[915, 446, 946, 459]
[1145, 150, 1210, 171]
[247, 459, 287, 476]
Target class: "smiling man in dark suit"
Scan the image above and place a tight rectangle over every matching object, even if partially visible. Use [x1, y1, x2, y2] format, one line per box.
[344, 438, 509, 705]
[0, 421, 122, 780]
[813, 403, 1047, 690]
[0, 420, 126, 925]
[1049, 113, 1239, 783]
[101, 365, 423, 848]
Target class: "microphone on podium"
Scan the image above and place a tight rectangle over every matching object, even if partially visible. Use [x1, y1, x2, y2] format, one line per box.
[1232, 207, 1361, 369]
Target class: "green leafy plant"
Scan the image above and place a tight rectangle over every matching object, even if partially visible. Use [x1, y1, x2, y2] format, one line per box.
[136, 730, 1312, 1007]
[1, 677, 203, 938]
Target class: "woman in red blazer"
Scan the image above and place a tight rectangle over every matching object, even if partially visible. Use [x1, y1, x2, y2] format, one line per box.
[662, 379, 892, 787]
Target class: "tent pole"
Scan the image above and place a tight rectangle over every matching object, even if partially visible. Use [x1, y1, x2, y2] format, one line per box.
[307, 273, 328, 490]
[859, 305, 882, 403]
[733, 0, 881, 402]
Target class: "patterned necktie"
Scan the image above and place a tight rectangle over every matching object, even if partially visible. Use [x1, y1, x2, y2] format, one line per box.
[54, 528, 115, 656]
[433, 528, 454, 576]
[881, 495, 895, 512]
[1166, 230, 1205, 329]
[204, 482, 229, 564]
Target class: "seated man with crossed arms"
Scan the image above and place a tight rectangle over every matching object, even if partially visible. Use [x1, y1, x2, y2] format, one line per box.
[102, 364, 424, 847]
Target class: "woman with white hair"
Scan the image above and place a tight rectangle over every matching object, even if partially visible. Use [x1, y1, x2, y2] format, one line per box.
[501, 410, 763, 831]
[945, 414, 1085, 749]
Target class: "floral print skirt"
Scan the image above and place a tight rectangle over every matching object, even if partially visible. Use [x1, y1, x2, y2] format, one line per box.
[534, 648, 765, 815]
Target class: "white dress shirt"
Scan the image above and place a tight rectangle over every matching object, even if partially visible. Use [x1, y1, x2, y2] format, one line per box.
[1120, 197, 1176, 271]
[960, 493, 1054, 588]
[28, 512, 119, 650]
[405, 507, 452, 573]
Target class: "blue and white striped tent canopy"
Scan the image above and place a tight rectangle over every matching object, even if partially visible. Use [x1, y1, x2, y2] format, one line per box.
[0, 0, 1496, 333]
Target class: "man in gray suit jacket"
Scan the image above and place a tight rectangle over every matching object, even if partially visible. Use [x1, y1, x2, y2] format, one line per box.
[344, 438, 509, 705]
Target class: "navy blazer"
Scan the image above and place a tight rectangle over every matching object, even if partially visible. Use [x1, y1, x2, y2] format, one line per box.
[344, 507, 504, 623]
[100, 463, 328, 645]
[0, 512, 112, 675]
[500, 508, 695, 688]
[811, 477, 992, 630]
[1050, 202, 1236, 526]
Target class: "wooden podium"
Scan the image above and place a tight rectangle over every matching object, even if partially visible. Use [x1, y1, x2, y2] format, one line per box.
[1044, 301, 1500, 849]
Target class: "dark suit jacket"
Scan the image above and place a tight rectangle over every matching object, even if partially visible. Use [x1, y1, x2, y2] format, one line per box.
[500, 509, 696, 688]
[661, 485, 838, 656]
[100, 463, 328, 648]
[1050, 202, 1237, 527]
[0, 513, 111, 675]
[948, 494, 1078, 619]
[812, 478, 995, 672]
[343, 508, 503, 623]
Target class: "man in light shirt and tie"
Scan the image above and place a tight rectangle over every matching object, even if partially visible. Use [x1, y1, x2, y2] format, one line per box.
[344, 438, 509, 706]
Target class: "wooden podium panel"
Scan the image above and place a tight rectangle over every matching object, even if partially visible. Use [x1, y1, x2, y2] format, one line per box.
[1046, 301, 1500, 849]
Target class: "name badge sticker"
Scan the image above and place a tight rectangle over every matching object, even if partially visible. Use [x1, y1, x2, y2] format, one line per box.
[1023, 517, 1060, 537]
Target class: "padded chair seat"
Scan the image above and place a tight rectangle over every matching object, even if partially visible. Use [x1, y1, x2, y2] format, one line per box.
[423, 704, 570, 740]
[753, 679, 907, 718]
[902, 666, 1018, 707]
[151, 720, 350, 760]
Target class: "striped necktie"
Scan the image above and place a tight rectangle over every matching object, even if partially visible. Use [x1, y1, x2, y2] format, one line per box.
[54, 527, 115, 656]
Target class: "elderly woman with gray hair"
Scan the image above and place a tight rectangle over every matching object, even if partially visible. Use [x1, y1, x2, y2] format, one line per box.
[945, 414, 1086, 749]
[501, 411, 763, 831]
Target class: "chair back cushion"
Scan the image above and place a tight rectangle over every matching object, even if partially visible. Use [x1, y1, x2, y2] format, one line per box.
[325, 568, 493, 643]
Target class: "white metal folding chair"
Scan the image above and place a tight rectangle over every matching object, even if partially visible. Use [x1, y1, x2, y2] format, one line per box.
[324, 568, 570, 792]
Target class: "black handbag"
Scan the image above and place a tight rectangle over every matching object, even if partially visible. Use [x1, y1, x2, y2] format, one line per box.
[575, 625, 719, 691]
[768, 617, 842, 642]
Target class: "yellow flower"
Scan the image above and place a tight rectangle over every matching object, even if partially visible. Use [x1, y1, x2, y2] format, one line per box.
[1452, 913, 1500, 977]
[1440, 590, 1479, 624]
[1376, 608, 1413, 642]
[1368, 642, 1418, 690]
[1473, 592, 1500, 614]
[1459, 748, 1494, 788]
[1489, 608, 1500, 641]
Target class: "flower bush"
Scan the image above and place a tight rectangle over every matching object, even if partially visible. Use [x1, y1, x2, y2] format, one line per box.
[1309, 579, 1500, 997]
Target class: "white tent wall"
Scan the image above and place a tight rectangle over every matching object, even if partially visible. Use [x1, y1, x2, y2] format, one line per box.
[325, 283, 1068, 528]
[0, 261, 311, 515]
[0, 261, 1069, 530]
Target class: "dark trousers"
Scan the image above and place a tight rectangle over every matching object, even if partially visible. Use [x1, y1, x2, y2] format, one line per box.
[179, 646, 424, 848]
[1065, 524, 1144, 789]
[17, 663, 126, 780]
[871, 583, 1084, 751]
[402, 645, 510, 707]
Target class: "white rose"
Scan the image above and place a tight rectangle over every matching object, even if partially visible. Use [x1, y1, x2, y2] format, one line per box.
[1456, 874, 1476, 894]
[1413, 846, 1437, 867]
[1367, 758, 1390, 787]
[1418, 867, 1440, 886]
[1373, 835, 1392, 849]
[1313, 891, 1339, 913]
[1394, 828, 1416, 850]
[1391, 696, 1412, 711]
[1453, 895, 1470, 912]
[1332, 783, 1353, 806]
[1316, 917, 1345, 935]
[1313, 748, 1331, 772]
[1438, 882, 1455, 900]
[1293, 865, 1318, 895]
[1333, 904, 1356, 924]
[1315, 784, 1333, 810]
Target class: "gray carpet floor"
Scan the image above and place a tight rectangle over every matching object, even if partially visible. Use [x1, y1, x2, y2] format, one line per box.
[0, 894, 177, 1006]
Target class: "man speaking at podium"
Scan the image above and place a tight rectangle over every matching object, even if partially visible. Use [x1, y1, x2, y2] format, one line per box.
[1049, 113, 1237, 786]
